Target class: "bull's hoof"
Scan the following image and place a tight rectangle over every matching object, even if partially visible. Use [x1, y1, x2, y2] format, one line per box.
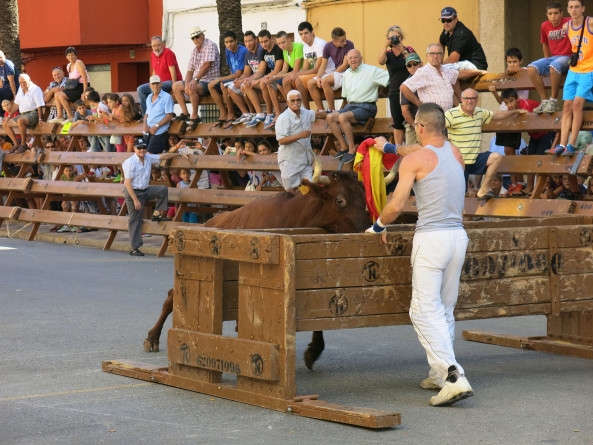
[303, 347, 322, 370]
[143, 338, 159, 353]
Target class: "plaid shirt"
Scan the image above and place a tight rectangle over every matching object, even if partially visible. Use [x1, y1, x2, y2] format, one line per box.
[187, 38, 220, 83]
[402, 64, 458, 111]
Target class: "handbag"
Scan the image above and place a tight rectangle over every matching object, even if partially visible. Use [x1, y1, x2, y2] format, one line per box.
[63, 78, 80, 90]
[109, 135, 122, 144]
[570, 17, 587, 67]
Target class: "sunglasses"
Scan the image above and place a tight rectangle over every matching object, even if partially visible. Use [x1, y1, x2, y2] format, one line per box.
[191, 34, 203, 40]
[441, 18, 455, 23]
[406, 61, 421, 68]
[135, 146, 148, 150]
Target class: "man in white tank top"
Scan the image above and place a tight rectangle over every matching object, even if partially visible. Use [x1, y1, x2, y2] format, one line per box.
[367, 102, 474, 407]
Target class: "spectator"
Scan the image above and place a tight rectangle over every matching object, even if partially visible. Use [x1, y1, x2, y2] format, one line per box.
[548, 0, 592, 156]
[439, 6, 488, 70]
[583, 177, 593, 200]
[275, 90, 325, 193]
[491, 48, 529, 104]
[84, 90, 113, 152]
[56, 164, 87, 233]
[228, 31, 266, 126]
[2, 73, 44, 152]
[176, 168, 199, 223]
[0, 50, 19, 101]
[121, 93, 143, 151]
[444, 88, 527, 200]
[263, 30, 304, 130]
[400, 53, 423, 144]
[208, 30, 248, 128]
[378, 25, 416, 145]
[488, 174, 507, 197]
[49, 47, 90, 123]
[328, 49, 389, 165]
[244, 29, 284, 128]
[528, 1, 572, 114]
[43, 67, 68, 121]
[137, 36, 182, 115]
[307, 27, 354, 111]
[295, 21, 327, 109]
[172, 26, 220, 133]
[143, 75, 175, 154]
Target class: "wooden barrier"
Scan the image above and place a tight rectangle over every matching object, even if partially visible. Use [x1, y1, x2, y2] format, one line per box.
[102, 216, 593, 428]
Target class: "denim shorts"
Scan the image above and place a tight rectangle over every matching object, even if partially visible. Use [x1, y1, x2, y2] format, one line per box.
[528, 55, 570, 76]
[339, 103, 377, 124]
[464, 151, 492, 184]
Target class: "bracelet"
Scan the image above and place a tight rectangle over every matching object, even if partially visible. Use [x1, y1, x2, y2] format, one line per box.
[383, 143, 398, 155]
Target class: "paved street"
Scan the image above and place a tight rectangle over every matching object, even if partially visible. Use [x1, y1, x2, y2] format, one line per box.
[1, 237, 592, 445]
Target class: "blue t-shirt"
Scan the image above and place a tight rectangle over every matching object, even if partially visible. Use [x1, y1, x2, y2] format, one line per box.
[226, 44, 248, 75]
[0, 58, 19, 90]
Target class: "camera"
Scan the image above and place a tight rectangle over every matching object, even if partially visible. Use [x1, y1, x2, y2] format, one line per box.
[389, 35, 400, 46]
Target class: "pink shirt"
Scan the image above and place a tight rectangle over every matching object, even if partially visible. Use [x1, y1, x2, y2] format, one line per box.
[187, 38, 220, 83]
[402, 64, 459, 110]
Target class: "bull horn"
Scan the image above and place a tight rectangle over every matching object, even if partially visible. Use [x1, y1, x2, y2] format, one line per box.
[384, 157, 401, 185]
[310, 149, 330, 184]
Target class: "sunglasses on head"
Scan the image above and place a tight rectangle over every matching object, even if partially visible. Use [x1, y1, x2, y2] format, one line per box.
[406, 61, 421, 68]
[441, 17, 455, 23]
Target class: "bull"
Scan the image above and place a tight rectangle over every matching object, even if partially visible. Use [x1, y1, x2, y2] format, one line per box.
[144, 170, 371, 369]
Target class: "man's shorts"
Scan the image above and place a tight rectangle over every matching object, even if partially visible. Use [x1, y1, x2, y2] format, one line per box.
[321, 71, 343, 90]
[563, 70, 593, 102]
[464, 151, 492, 183]
[182, 80, 210, 96]
[21, 110, 39, 128]
[339, 102, 377, 124]
[300, 73, 317, 87]
[279, 160, 312, 190]
[528, 55, 570, 76]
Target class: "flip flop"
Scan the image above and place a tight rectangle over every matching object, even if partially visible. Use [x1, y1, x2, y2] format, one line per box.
[476, 191, 496, 201]
[210, 119, 226, 129]
[222, 119, 235, 130]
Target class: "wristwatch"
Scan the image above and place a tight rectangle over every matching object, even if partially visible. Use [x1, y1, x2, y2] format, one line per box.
[155, 124, 159, 128]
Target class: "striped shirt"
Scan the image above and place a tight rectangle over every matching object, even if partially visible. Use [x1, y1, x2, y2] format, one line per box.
[445, 105, 493, 165]
[402, 64, 458, 110]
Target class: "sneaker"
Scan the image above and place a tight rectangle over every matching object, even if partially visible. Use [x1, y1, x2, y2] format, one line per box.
[420, 378, 443, 390]
[341, 152, 355, 164]
[543, 99, 558, 113]
[562, 143, 576, 156]
[112, 173, 122, 183]
[546, 144, 565, 155]
[533, 100, 549, 114]
[48, 118, 65, 124]
[151, 214, 171, 222]
[504, 184, 517, 197]
[429, 366, 473, 407]
[263, 113, 275, 127]
[233, 113, 253, 125]
[70, 226, 78, 232]
[245, 115, 265, 128]
[129, 248, 145, 257]
[57, 225, 71, 233]
[332, 150, 348, 159]
[63, 118, 73, 124]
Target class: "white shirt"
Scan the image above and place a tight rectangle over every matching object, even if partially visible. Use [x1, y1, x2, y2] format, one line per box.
[276, 107, 316, 165]
[122, 153, 161, 190]
[15, 83, 45, 113]
[303, 36, 327, 71]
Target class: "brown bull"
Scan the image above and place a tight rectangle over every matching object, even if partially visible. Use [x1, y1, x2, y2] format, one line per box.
[145, 171, 370, 369]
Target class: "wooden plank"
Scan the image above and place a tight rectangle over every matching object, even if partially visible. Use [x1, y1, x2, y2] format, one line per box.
[482, 112, 561, 133]
[495, 154, 593, 175]
[168, 227, 281, 264]
[465, 225, 550, 253]
[167, 328, 279, 381]
[460, 248, 550, 281]
[464, 198, 575, 218]
[462, 70, 561, 92]
[287, 398, 400, 429]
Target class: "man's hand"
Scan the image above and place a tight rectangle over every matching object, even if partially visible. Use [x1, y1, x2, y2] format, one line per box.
[373, 136, 388, 151]
[133, 198, 142, 211]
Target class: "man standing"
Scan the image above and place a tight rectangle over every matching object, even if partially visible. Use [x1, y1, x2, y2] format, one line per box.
[137, 36, 182, 115]
[439, 6, 488, 70]
[400, 52, 423, 144]
[275, 90, 325, 193]
[0, 50, 18, 101]
[445, 88, 527, 200]
[143, 75, 175, 154]
[400, 43, 460, 111]
[549, 0, 593, 156]
[327, 49, 389, 164]
[122, 139, 180, 257]
[172, 26, 220, 132]
[528, 1, 572, 114]
[2, 74, 44, 152]
[367, 103, 473, 407]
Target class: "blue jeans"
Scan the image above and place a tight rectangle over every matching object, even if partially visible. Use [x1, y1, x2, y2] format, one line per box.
[137, 80, 174, 115]
[89, 135, 114, 152]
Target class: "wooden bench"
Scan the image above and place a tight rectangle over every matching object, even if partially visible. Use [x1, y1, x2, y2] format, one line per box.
[461, 69, 565, 93]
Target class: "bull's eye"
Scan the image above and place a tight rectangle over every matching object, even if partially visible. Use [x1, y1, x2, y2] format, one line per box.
[335, 197, 347, 208]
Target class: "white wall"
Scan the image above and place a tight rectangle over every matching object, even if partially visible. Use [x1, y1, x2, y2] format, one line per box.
[162, 0, 306, 73]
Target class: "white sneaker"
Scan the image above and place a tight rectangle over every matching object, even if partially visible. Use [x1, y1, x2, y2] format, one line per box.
[48, 118, 65, 124]
[429, 371, 473, 406]
[533, 100, 549, 114]
[57, 225, 71, 233]
[233, 113, 252, 125]
[420, 378, 443, 390]
[542, 99, 557, 113]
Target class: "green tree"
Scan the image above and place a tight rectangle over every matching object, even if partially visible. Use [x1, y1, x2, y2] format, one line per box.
[216, 0, 243, 76]
[0, 0, 22, 70]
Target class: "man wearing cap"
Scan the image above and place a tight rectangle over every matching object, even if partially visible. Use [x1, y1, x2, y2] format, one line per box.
[137, 36, 182, 115]
[143, 75, 175, 154]
[400, 52, 423, 144]
[439, 6, 488, 70]
[122, 139, 181, 256]
[172, 26, 220, 132]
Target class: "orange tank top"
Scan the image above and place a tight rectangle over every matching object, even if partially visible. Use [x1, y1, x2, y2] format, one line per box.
[568, 17, 593, 73]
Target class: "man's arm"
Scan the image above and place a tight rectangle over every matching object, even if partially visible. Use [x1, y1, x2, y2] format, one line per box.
[542, 43, 551, 59]
[7, 74, 16, 97]
[491, 108, 528, 121]
[400, 84, 421, 107]
[443, 51, 461, 65]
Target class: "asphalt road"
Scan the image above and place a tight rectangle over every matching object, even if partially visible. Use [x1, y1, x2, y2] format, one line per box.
[1, 237, 592, 445]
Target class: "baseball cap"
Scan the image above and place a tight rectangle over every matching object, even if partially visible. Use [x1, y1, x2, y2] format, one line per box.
[149, 75, 161, 84]
[405, 53, 421, 64]
[134, 138, 147, 149]
[190, 26, 206, 38]
[441, 7, 457, 19]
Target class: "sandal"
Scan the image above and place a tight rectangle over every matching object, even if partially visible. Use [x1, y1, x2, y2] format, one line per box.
[210, 119, 226, 129]
[174, 113, 190, 122]
[186, 117, 201, 132]
[222, 119, 235, 130]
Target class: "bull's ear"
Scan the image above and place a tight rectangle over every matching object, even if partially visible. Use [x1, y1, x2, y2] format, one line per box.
[301, 179, 324, 196]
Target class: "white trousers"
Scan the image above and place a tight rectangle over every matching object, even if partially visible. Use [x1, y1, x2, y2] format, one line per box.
[409, 228, 469, 386]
